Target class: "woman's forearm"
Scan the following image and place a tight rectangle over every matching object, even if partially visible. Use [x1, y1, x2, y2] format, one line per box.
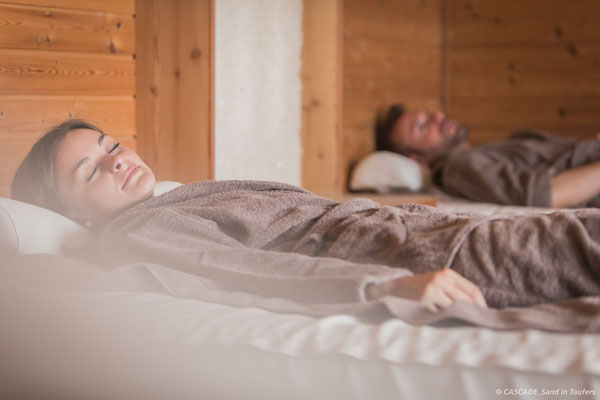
[551, 160, 600, 208]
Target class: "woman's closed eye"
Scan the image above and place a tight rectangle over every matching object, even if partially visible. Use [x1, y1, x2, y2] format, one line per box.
[86, 142, 121, 182]
[109, 142, 120, 154]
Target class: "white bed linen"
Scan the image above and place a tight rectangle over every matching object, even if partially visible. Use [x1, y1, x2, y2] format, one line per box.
[104, 292, 600, 399]
[123, 291, 600, 374]
[4, 287, 597, 400]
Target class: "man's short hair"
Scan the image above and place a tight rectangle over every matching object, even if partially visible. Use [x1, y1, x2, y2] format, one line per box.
[375, 104, 405, 152]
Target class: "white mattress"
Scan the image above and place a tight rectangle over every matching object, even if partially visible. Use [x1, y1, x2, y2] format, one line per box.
[4, 287, 598, 400]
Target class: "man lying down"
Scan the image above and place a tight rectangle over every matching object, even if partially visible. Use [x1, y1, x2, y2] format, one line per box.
[375, 104, 600, 208]
[10, 120, 600, 332]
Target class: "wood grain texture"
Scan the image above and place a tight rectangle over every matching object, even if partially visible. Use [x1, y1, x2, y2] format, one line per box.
[342, 0, 442, 187]
[448, 1, 600, 144]
[301, 0, 342, 193]
[452, 17, 600, 46]
[0, 49, 134, 95]
[0, 3, 134, 54]
[0, 95, 134, 140]
[344, 0, 441, 45]
[452, 70, 600, 98]
[451, 0, 600, 19]
[451, 96, 600, 127]
[451, 45, 600, 73]
[135, 0, 213, 183]
[345, 41, 440, 72]
[452, 0, 600, 45]
[0, 0, 134, 15]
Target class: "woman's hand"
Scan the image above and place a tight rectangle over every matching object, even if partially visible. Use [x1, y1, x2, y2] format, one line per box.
[369, 269, 487, 312]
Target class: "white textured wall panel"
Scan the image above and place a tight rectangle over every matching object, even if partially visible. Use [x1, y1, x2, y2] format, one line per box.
[215, 0, 303, 185]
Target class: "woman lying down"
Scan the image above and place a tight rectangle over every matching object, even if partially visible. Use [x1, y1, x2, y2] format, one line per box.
[10, 120, 600, 324]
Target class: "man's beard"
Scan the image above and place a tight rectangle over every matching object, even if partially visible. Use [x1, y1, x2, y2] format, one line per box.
[448, 123, 469, 148]
[420, 123, 469, 164]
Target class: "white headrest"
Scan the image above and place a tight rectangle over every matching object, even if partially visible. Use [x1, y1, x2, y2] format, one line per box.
[349, 151, 431, 193]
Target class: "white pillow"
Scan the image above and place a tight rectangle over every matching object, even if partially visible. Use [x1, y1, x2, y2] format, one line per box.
[154, 180, 183, 195]
[0, 197, 92, 255]
[349, 151, 431, 193]
[0, 181, 183, 255]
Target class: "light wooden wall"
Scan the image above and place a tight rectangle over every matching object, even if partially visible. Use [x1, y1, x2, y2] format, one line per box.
[448, 0, 600, 145]
[342, 0, 442, 191]
[0, 0, 135, 197]
[301, 0, 343, 195]
[302, 0, 443, 194]
[135, 0, 214, 184]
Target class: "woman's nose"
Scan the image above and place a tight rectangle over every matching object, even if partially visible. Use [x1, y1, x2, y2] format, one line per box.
[104, 154, 123, 172]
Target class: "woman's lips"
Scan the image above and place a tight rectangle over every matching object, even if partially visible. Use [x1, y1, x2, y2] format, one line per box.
[122, 165, 140, 188]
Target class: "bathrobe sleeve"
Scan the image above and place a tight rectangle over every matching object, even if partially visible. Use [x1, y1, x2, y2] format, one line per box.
[99, 207, 413, 304]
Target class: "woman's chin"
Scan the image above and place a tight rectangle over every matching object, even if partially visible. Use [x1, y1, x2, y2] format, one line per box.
[128, 169, 156, 197]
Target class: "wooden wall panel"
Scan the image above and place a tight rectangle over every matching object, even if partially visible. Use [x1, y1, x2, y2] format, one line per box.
[448, 0, 600, 144]
[451, 97, 600, 127]
[344, 0, 440, 44]
[0, 50, 134, 95]
[451, 0, 600, 20]
[0, 0, 135, 198]
[452, 45, 600, 74]
[452, 0, 600, 45]
[5, 0, 134, 14]
[135, 0, 213, 183]
[0, 95, 134, 140]
[342, 0, 442, 190]
[301, 0, 342, 194]
[0, 3, 134, 54]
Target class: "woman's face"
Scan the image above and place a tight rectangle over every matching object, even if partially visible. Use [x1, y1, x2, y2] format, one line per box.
[55, 129, 156, 225]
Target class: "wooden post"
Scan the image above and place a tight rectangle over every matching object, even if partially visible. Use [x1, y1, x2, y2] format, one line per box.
[135, 0, 214, 183]
[301, 0, 343, 194]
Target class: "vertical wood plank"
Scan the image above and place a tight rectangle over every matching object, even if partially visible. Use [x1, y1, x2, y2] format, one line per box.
[301, 0, 342, 194]
[135, 0, 214, 183]
[441, 0, 452, 114]
[342, 0, 442, 189]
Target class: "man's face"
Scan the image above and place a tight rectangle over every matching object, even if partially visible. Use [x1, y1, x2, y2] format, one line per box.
[391, 109, 468, 163]
[55, 129, 156, 225]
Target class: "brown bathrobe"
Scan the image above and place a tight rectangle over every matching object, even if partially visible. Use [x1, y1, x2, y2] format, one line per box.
[97, 180, 600, 332]
[434, 130, 600, 207]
